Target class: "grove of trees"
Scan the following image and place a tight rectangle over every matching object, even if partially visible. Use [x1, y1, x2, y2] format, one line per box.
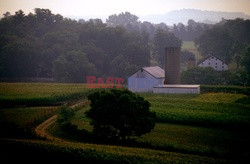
[0, 10, 145, 82]
[195, 18, 250, 64]
[192, 18, 250, 85]
[181, 67, 247, 86]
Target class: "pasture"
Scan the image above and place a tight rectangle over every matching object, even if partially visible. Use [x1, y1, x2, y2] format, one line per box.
[0, 83, 91, 106]
[181, 41, 202, 60]
[0, 82, 250, 163]
[66, 92, 250, 161]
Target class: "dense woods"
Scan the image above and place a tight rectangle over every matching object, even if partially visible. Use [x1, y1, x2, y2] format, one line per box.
[0, 9, 153, 82]
[0, 9, 214, 82]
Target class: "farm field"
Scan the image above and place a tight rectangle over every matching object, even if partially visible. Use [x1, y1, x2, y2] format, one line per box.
[0, 106, 58, 138]
[0, 106, 58, 127]
[0, 139, 229, 163]
[64, 92, 250, 161]
[1, 82, 250, 163]
[0, 83, 91, 106]
[181, 41, 202, 60]
[141, 93, 250, 129]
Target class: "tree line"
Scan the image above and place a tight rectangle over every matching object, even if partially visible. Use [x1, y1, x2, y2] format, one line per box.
[0, 9, 184, 82]
[193, 18, 250, 85]
[106, 12, 212, 41]
[195, 18, 250, 64]
[1, 9, 250, 85]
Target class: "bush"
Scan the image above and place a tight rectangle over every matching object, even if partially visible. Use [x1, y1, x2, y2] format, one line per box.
[181, 67, 249, 86]
[57, 106, 75, 123]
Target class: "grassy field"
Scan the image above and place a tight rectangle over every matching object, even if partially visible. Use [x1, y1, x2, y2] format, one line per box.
[0, 139, 230, 163]
[182, 41, 203, 60]
[1, 83, 250, 163]
[0, 83, 92, 106]
[0, 107, 58, 127]
[0, 106, 58, 138]
[65, 92, 250, 161]
[201, 85, 250, 95]
[141, 93, 250, 129]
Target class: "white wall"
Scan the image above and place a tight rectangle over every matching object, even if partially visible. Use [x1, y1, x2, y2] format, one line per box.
[128, 69, 164, 92]
[198, 56, 228, 71]
[128, 77, 164, 92]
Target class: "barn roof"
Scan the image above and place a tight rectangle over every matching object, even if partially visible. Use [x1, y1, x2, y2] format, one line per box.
[143, 66, 165, 78]
[197, 55, 226, 65]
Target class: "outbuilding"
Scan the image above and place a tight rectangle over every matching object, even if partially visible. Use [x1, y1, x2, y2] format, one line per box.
[127, 66, 164, 92]
[197, 55, 228, 71]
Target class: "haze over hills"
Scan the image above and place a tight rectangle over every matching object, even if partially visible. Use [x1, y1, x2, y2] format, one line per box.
[141, 9, 250, 25]
[67, 9, 250, 25]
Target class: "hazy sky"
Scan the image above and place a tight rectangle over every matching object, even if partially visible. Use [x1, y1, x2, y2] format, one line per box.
[1, 0, 250, 18]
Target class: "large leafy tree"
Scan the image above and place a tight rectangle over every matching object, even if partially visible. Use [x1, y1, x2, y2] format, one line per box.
[53, 50, 97, 82]
[86, 89, 156, 141]
[195, 19, 250, 64]
[0, 35, 40, 78]
[181, 67, 219, 85]
[153, 28, 182, 67]
[106, 12, 140, 32]
[194, 26, 234, 63]
[242, 45, 250, 85]
[109, 54, 139, 77]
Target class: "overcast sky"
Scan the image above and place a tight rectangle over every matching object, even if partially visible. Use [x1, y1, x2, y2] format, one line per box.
[1, 0, 250, 18]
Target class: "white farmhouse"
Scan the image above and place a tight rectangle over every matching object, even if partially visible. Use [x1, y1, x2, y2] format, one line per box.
[197, 55, 228, 71]
[127, 66, 164, 92]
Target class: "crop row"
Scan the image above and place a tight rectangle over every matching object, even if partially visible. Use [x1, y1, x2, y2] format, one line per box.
[200, 85, 250, 95]
[0, 83, 96, 106]
[0, 139, 230, 163]
[0, 107, 59, 138]
[141, 93, 250, 129]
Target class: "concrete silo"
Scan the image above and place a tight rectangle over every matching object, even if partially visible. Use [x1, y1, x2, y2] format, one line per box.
[164, 47, 180, 84]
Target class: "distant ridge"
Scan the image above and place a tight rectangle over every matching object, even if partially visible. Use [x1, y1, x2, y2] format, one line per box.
[140, 9, 250, 25]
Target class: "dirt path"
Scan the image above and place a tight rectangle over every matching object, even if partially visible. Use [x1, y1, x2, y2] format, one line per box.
[34, 100, 88, 141]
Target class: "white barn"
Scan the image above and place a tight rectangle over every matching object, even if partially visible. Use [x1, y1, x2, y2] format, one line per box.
[197, 55, 228, 71]
[128, 66, 164, 92]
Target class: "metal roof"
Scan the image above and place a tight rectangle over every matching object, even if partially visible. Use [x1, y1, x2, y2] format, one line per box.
[143, 66, 165, 78]
[154, 85, 200, 88]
